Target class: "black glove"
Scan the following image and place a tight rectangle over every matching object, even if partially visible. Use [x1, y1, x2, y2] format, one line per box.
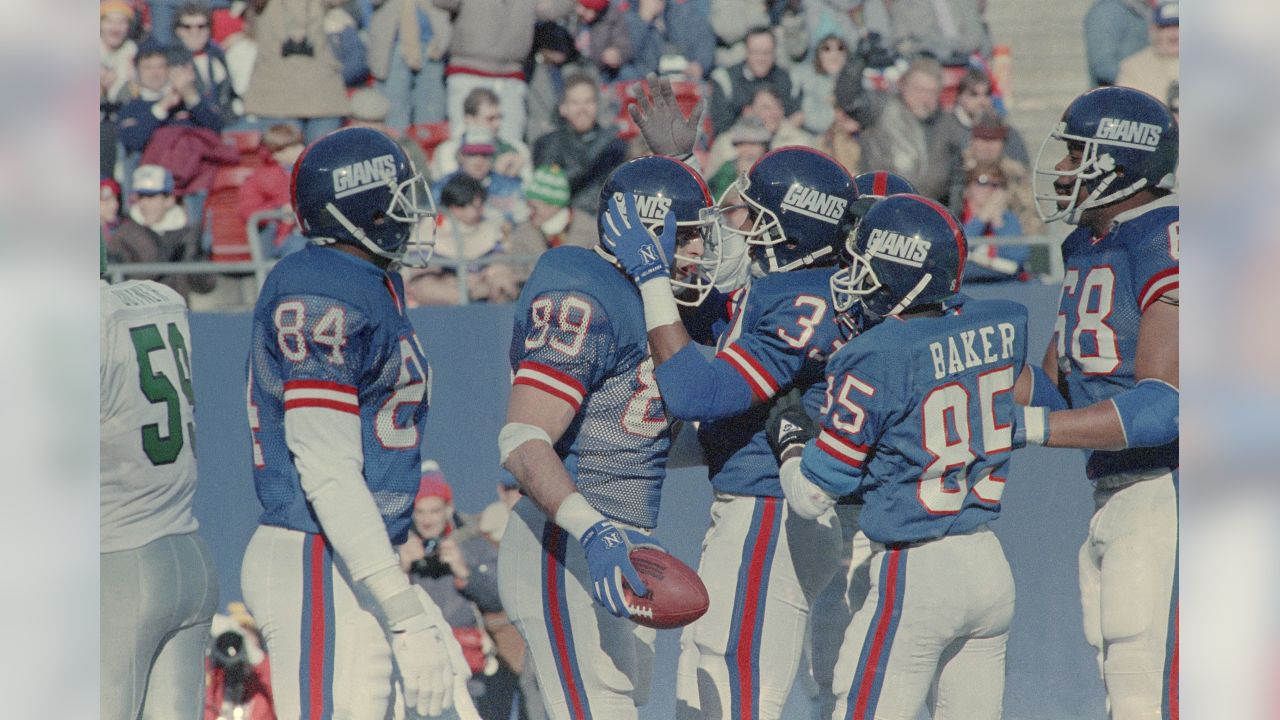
[628, 73, 705, 158]
[765, 388, 817, 460]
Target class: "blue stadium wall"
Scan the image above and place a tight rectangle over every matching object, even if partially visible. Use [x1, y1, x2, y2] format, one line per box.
[189, 282, 1106, 719]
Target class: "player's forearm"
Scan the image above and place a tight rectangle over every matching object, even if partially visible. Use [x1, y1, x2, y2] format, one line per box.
[639, 277, 691, 363]
[503, 438, 578, 520]
[1041, 402, 1128, 451]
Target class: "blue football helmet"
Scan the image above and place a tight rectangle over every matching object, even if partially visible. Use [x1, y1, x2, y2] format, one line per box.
[853, 171, 917, 199]
[723, 146, 859, 274]
[1034, 86, 1178, 225]
[598, 155, 722, 306]
[850, 170, 917, 228]
[830, 194, 968, 325]
[291, 127, 436, 267]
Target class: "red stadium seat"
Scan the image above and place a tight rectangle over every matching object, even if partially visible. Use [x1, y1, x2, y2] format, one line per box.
[405, 122, 452, 161]
[207, 166, 258, 263]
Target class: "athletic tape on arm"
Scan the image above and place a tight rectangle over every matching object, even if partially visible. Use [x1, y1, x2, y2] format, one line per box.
[498, 422, 554, 466]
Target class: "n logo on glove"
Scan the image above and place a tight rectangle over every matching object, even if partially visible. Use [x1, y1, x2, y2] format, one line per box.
[640, 246, 659, 265]
[601, 530, 625, 549]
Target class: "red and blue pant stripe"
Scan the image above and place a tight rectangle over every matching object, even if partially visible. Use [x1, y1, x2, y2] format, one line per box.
[726, 497, 783, 720]
[1162, 472, 1179, 720]
[543, 523, 592, 720]
[300, 534, 336, 720]
[844, 547, 908, 720]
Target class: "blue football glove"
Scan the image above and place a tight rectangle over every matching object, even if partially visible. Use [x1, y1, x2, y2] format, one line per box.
[579, 519, 668, 618]
[600, 192, 677, 285]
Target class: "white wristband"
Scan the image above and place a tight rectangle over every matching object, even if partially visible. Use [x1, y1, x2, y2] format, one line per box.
[639, 277, 680, 332]
[554, 492, 607, 541]
[1023, 406, 1049, 446]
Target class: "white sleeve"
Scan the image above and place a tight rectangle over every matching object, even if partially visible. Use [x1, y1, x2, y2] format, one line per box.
[284, 404, 412, 608]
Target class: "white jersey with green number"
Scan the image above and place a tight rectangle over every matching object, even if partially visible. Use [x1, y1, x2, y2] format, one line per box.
[100, 280, 200, 553]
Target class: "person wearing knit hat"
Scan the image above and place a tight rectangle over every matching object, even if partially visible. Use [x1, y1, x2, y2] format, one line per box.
[524, 165, 571, 209]
[507, 163, 577, 264]
[573, 0, 632, 81]
[101, 0, 139, 104]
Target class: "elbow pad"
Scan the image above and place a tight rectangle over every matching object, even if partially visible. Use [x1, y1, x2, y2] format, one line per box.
[1110, 379, 1179, 448]
[653, 343, 754, 422]
[1028, 365, 1069, 411]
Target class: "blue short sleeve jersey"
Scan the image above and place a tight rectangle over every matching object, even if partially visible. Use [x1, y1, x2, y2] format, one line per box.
[699, 267, 845, 497]
[248, 244, 430, 545]
[1056, 196, 1179, 478]
[800, 296, 1030, 545]
[509, 246, 672, 529]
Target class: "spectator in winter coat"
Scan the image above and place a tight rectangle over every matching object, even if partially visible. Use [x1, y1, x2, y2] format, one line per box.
[1116, 1, 1179, 101]
[617, 0, 715, 82]
[960, 162, 1032, 283]
[433, 87, 535, 184]
[239, 123, 307, 258]
[432, 129, 529, 227]
[106, 165, 215, 299]
[434, 0, 575, 143]
[574, 0, 633, 82]
[532, 74, 627, 216]
[171, 2, 239, 126]
[1084, 0, 1150, 87]
[101, 0, 138, 106]
[241, 0, 350, 143]
[706, 86, 813, 179]
[789, 32, 848, 135]
[961, 112, 1043, 235]
[708, 26, 800, 135]
[860, 57, 964, 212]
[118, 44, 224, 156]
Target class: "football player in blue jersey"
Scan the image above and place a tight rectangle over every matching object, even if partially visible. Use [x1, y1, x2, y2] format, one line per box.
[1015, 86, 1180, 719]
[496, 154, 720, 720]
[601, 146, 865, 720]
[239, 127, 473, 720]
[764, 193, 1031, 720]
[805, 168, 918, 720]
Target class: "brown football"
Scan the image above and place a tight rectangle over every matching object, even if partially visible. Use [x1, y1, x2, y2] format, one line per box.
[623, 547, 710, 629]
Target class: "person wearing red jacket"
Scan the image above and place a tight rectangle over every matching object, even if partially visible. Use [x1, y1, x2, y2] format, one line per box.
[237, 123, 307, 258]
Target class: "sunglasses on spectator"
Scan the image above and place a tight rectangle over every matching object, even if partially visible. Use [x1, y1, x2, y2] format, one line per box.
[819, 43, 846, 52]
[178, 22, 209, 30]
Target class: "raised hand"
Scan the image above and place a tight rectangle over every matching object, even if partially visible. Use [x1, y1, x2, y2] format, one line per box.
[628, 73, 706, 157]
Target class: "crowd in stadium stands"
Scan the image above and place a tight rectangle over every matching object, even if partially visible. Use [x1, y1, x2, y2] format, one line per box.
[101, 0, 1179, 310]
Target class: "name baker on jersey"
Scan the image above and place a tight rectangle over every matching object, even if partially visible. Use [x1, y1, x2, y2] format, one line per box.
[332, 154, 398, 198]
[929, 322, 1017, 380]
[781, 184, 847, 224]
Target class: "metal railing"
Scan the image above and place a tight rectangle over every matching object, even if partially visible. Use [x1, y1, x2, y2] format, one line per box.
[105, 231, 1065, 304]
